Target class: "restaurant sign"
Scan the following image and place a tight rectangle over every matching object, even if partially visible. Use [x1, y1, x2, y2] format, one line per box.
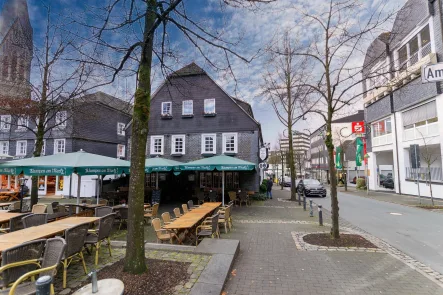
[0, 167, 18, 175]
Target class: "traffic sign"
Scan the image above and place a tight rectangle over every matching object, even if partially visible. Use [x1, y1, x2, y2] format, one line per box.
[352, 121, 365, 133]
[258, 162, 268, 169]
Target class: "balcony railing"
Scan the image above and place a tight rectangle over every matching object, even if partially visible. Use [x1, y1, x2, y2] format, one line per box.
[364, 48, 436, 105]
[403, 123, 439, 142]
[372, 133, 393, 147]
[405, 167, 443, 182]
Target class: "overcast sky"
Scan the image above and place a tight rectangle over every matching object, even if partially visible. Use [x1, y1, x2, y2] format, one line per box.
[2, 0, 408, 147]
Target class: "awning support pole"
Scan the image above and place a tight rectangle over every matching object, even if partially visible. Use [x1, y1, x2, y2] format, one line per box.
[222, 171, 225, 206]
[76, 174, 82, 214]
[156, 172, 159, 190]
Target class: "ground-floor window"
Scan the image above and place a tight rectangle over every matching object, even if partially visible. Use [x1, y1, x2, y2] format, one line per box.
[146, 174, 156, 188]
[199, 172, 239, 189]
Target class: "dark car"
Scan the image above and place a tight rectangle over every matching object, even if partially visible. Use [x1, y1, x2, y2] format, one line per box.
[297, 179, 327, 198]
[383, 178, 395, 189]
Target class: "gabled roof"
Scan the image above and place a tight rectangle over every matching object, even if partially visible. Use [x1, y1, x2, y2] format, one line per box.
[232, 97, 254, 118]
[81, 92, 133, 115]
[0, 0, 32, 46]
[331, 110, 365, 124]
[169, 62, 206, 77]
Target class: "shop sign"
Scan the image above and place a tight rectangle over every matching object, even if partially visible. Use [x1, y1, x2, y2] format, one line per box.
[352, 121, 365, 133]
[422, 63, 443, 83]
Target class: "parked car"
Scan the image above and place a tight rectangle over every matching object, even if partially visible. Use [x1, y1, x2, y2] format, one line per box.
[383, 178, 395, 189]
[297, 179, 327, 198]
[279, 176, 291, 187]
[350, 176, 365, 184]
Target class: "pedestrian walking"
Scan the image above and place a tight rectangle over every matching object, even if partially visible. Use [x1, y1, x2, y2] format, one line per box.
[267, 176, 273, 199]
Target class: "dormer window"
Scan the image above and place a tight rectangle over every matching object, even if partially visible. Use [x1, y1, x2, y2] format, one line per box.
[396, 24, 432, 72]
[161, 102, 172, 117]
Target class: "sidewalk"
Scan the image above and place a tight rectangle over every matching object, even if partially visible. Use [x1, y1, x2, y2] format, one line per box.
[222, 188, 443, 295]
[335, 185, 443, 208]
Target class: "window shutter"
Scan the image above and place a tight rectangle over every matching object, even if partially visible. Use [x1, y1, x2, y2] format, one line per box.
[402, 101, 436, 126]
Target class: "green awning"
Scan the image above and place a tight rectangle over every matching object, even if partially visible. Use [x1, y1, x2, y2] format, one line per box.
[145, 157, 182, 173]
[180, 155, 256, 171]
[0, 150, 130, 176]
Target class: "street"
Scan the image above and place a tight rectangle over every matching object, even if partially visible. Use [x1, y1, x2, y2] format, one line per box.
[314, 190, 443, 274]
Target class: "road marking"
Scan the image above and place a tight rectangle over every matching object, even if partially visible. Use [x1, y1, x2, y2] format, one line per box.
[389, 212, 403, 216]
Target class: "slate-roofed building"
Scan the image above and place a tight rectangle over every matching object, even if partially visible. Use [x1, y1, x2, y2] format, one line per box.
[362, 0, 443, 196]
[127, 62, 262, 200]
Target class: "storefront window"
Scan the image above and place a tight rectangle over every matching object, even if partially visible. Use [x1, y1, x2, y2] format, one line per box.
[57, 176, 64, 191]
[38, 176, 45, 192]
[0, 175, 8, 189]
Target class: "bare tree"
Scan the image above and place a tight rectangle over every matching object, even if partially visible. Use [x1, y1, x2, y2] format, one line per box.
[418, 131, 440, 206]
[262, 32, 313, 201]
[0, 4, 97, 207]
[77, 0, 274, 274]
[290, 0, 396, 239]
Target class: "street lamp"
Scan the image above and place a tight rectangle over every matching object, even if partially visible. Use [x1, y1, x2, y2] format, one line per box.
[364, 154, 370, 195]
[18, 177, 28, 213]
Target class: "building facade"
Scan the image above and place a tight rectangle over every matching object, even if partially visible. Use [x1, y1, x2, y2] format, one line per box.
[363, 0, 443, 197]
[127, 63, 262, 200]
[0, 91, 132, 196]
[309, 111, 365, 184]
[279, 131, 310, 177]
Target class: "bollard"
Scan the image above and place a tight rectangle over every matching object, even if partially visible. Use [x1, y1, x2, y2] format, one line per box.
[298, 191, 302, 206]
[309, 199, 313, 217]
[36, 276, 52, 295]
[89, 270, 98, 293]
[303, 194, 306, 211]
[318, 204, 323, 226]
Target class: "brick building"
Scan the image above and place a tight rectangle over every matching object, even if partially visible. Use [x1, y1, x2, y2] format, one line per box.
[363, 0, 443, 196]
[127, 63, 262, 201]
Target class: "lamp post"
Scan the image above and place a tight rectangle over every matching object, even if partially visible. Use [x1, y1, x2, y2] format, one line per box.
[364, 153, 370, 195]
[19, 177, 28, 213]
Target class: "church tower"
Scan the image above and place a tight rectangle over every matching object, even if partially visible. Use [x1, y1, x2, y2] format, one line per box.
[0, 0, 33, 99]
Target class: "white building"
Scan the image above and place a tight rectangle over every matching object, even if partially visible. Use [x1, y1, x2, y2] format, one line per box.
[279, 131, 310, 177]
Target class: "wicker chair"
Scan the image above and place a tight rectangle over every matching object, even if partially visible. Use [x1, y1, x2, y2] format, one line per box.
[7, 202, 21, 212]
[196, 213, 219, 246]
[181, 204, 189, 214]
[173, 208, 182, 219]
[144, 203, 159, 225]
[188, 200, 199, 210]
[161, 212, 175, 225]
[218, 205, 232, 233]
[22, 214, 48, 228]
[61, 224, 89, 288]
[196, 191, 205, 205]
[238, 191, 248, 207]
[0, 238, 66, 295]
[84, 213, 116, 265]
[95, 206, 113, 217]
[98, 199, 108, 206]
[115, 207, 129, 230]
[152, 218, 179, 244]
[32, 204, 47, 214]
[0, 213, 32, 234]
[228, 191, 237, 205]
[208, 191, 217, 202]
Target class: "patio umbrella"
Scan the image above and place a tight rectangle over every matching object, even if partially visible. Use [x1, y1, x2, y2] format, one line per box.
[180, 155, 256, 205]
[145, 157, 182, 189]
[0, 150, 130, 207]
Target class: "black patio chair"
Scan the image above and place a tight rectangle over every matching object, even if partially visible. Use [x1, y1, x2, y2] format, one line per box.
[84, 213, 116, 265]
[22, 214, 48, 228]
[0, 213, 32, 233]
[196, 213, 220, 245]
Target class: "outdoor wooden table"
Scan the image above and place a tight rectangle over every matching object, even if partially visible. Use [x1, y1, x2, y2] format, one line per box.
[0, 202, 13, 210]
[163, 202, 221, 244]
[0, 212, 27, 225]
[0, 217, 99, 253]
[0, 192, 20, 201]
[112, 205, 128, 210]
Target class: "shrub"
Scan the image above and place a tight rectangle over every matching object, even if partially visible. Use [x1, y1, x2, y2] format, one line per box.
[259, 184, 267, 193]
[252, 193, 267, 201]
[356, 178, 366, 189]
[262, 179, 268, 186]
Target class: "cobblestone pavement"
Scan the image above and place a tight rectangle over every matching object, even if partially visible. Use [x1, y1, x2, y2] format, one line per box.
[222, 188, 443, 295]
[53, 247, 211, 295]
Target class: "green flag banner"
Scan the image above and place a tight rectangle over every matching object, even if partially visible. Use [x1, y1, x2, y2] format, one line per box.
[356, 137, 363, 167]
[335, 147, 342, 169]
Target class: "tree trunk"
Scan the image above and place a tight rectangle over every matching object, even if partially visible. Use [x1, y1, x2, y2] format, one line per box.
[326, 122, 339, 239]
[31, 126, 45, 207]
[429, 168, 434, 206]
[123, 0, 156, 274]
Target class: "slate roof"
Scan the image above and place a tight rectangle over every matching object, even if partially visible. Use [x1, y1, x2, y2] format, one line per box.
[0, 0, 32, 45]
[80, 92, 133, 114]
[331, 110, 365, 123]
[233, 97, 254, 118]
[170, 62, 206, 77]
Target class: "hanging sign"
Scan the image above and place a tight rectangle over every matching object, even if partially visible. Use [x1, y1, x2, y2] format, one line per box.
[422, 63, 443, 83]
[352, 121, 365, 134]
[259, 147, 268, 161]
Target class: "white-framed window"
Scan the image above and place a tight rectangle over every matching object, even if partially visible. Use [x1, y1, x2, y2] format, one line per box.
[34, 139, 46, 156]
[396, 24, 432, 72]
[222, 133, 238, 154]
[171, 135, 185, 154]
[201, 134, 216, 154]
[55, 111, 67, 128]
[161, 102, 172, 116]
[17, 115, 28, 130]
[204, 99, 215, 114]
[117, 123, 126, 136]
[117, 144, 126, 158]
[0, 115, 11, 130]
[0, 141, 9, 155]
[16, 140, 27, 156]
[372, 118, 392, 138]
[54, 139, 66, 154]
[182, 100, 193, 116]
[150, 136, 164, 155]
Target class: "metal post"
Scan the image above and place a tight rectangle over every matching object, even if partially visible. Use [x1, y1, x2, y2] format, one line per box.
[298, 191, 301, 206]
[303, 194, 306, 211]
[318, 204, 323, 226]
[76, 174, 82, 214]
[19, 183, 24, 213]
[36, 276, 52, 295]
[309, 199, 313, 217]
[89, 270, 98, 293]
